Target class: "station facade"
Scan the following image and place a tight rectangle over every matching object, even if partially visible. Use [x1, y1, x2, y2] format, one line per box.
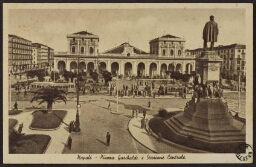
[54, 31, 195, 77]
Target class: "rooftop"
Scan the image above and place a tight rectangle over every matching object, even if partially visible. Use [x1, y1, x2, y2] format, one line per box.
[102, 42, 148, 54]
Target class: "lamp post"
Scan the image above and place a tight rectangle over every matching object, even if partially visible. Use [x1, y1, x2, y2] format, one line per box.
[73, 41, 81, 132]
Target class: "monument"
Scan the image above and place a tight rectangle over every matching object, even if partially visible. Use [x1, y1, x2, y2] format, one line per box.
[165, 16, 245, 153]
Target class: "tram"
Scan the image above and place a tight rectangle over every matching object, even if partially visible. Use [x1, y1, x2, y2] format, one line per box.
[30, 81, 76, 93]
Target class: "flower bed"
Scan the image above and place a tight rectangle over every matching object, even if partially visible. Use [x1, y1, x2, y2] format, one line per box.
[10, 134, 51, 154]
[30, 110, 67, 130]
[9, 118, 18, 129]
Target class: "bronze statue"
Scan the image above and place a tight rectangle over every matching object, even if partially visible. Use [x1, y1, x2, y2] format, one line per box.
[203, 15, 219, 51]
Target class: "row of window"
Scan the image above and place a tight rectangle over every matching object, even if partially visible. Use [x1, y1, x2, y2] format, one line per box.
[11, 60, 31, 65]
[72, 38, 98, 43]
[11, 49, 32, 54]
[9, 54, 32, 60]
[9, 42, 32, 50]
[162, 49, 182, 56]
[9, 38, 32, 45]
[71, 46, 95, 54]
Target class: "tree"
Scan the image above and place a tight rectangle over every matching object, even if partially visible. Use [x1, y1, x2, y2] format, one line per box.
[27, 69, 45, 81]
[89, 69, 99, 83]
[102, 70, 112, 85]
[30, 88, 67, 113]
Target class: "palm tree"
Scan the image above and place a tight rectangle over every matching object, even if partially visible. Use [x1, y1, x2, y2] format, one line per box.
[30, 87, 67, 113]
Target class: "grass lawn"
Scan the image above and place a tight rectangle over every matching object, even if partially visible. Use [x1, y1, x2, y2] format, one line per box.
[30, 110, 67, 130]
[9, 109, 23, 115]
[10, 134, 51, 154]
[149, 112, 244, 153]
[9, 118, 18, 129]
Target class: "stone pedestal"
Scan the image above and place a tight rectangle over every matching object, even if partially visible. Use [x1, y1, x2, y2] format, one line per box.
[165, 98, 245, 152]
[196, 51, 222, 85]
[164, 51, 245, 153]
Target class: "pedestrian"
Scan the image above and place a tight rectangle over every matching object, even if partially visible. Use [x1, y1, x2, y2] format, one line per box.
[106, 132, 111, 146]
[143, 110, 146, 118]
[69, 121, 74, 133]
[108, 102, 111, 110]
[68, 136, 72, 149]
[14, 101, 18, 110]
[148, 100, 151, 108]
[141, 118, 145, 129]
[135, 109, 138, 118]
[183, 87, 187, 99]
[24, 88, 27, 97]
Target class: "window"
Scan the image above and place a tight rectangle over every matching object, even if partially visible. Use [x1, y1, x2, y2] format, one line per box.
[237, 67, 240, 70]
[72, 46, 75, 53]
[162, 49, 165, 56]
[90, 47, 94, 54]
[170, 50, 174, 56]
[237, 61, 240, 64]
[237, 55, 240, 59]
[73, 38, 75, 42]
[81, 47, 84, 54]
[238, 49, 241, 52]
[178, 50, 181, 56]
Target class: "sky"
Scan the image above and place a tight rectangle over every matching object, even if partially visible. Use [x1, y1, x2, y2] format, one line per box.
[8, 6, 246, 52]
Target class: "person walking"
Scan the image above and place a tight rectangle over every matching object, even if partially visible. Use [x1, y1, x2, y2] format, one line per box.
[148, 100, 151, 108]
[135, 109, 138, 118]
[106, 132, 111, 146]
[14, 101, 18, 110]
[143, 110, 146, 118]
[68, 135, 72, 149]
[108, 102, 111, 110]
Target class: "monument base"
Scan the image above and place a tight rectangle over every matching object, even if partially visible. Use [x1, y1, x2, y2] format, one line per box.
[165, 98, 245, 153]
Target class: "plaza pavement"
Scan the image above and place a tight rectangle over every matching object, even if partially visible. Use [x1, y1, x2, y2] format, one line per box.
[8, 92, 245, 154]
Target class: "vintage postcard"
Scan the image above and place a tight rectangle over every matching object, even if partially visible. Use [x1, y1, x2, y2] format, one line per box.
[3, 3, 253, 164]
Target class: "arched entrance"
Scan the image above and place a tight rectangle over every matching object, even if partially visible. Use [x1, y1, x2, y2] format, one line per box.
[111, 62, 119, 76]
[186, 63, 193, 74]
[176, 63, 182, 73]
[149, 63, 157, 77]
[137, 62, 145, 77]
[58, 61, 66, 73]
[70, 61, 78, 71]
[168, 63, 175, 71]
[87, 62, 94, 73]
[79, 62, 86, 72]
[161, 63, 167, 77]
[99, 62, 106, 74]
[124, 62, 132, 77]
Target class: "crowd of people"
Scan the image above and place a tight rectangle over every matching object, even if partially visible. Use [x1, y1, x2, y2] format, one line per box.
[192, 82, 224, 103]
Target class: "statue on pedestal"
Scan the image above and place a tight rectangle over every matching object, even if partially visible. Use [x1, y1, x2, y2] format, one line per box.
[203, 15, 219, 51]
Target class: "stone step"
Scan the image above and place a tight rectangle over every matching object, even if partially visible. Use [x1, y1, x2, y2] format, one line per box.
[165, 118, 245, 142]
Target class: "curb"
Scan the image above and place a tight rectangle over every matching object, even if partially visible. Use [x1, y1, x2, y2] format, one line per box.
[128, 114, 208, 153]
[127, 116, 157, 153]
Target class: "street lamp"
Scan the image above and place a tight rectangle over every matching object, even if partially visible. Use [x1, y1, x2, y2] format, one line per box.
[73, 41, 81, 132]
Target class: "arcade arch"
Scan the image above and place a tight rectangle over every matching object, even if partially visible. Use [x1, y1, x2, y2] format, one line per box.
[149, 63, 157, 77]
[124, 62, 132, 77]
[137, 62, 145, 77]
[111, 62, 119, 76]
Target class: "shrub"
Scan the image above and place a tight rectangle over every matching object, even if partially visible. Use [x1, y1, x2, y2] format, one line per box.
[158, 108, 168, 118]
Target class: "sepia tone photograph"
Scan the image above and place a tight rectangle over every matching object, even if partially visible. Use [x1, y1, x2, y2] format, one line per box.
[3, 3, 253, 164]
